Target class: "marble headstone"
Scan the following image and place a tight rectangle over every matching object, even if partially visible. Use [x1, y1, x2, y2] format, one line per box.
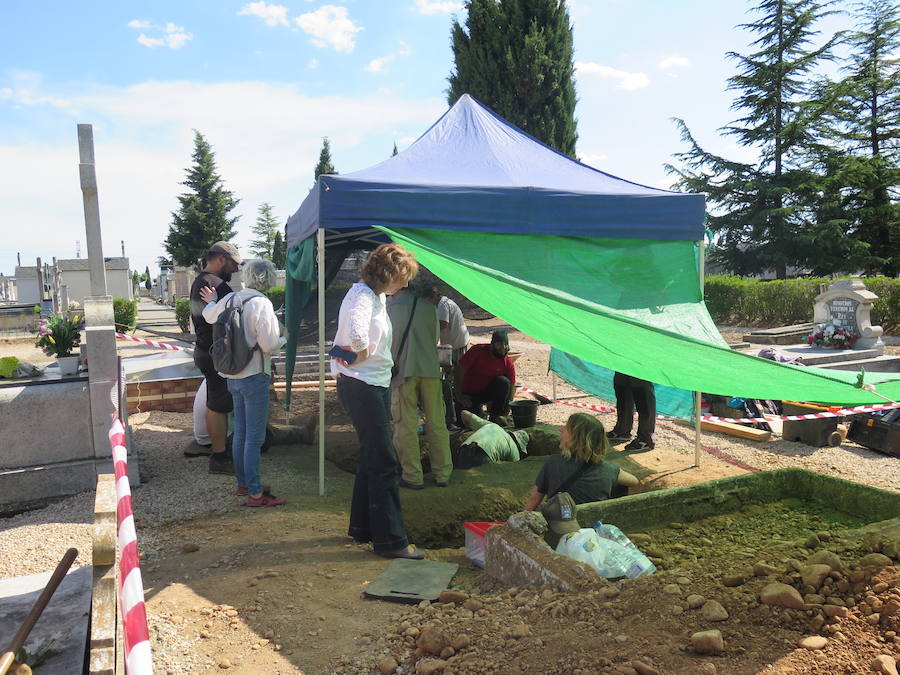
[813, 279, 883, 352]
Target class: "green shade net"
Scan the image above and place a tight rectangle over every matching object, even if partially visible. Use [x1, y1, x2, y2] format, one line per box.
[380, 226, 900, 406]
[283, 236, 316, 408]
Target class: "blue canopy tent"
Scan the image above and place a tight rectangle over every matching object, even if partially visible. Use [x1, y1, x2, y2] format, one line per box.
[284, 94, 709, 494]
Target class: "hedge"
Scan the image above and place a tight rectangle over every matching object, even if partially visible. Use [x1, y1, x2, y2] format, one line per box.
[175, 298, 191, 333]
[265, 285, 285, 310]
[113, 297, 138, 332]
[704, 275, 900, 330]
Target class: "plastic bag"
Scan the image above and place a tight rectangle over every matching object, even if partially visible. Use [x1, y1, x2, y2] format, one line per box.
[593, 522, 656, 578]
[556, 528, 656, 579]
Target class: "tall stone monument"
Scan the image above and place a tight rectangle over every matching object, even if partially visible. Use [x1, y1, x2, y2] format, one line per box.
[813, 279, 884, 352]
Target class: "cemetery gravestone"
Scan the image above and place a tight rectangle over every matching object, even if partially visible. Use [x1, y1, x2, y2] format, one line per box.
[813, 280, 883, 352]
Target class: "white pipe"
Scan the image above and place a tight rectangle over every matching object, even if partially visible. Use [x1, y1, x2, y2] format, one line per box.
[694, 239, 707, 468]
[317, 228, 326, 496]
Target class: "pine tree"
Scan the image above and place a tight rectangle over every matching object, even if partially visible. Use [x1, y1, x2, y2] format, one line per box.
[668, 0, 838, 278]
[164, 130, 240, 267]
[272, 230, 286, 269]
[314, 137, 337, 181]
[448, 0, 578, 156]
[249, 202, 280, 260]
[819, 0, 900, 276]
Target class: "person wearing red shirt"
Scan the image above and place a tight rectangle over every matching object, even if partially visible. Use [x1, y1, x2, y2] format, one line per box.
[455, 331, 516, 422]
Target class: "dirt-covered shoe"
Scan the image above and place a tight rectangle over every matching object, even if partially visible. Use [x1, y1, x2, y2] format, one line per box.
[606, 432, 631, 444]
[208, 453, 234, 475]
[245, 493, 286, 507]
[183, 440, 213, 457]
[623, 439, 654, 451]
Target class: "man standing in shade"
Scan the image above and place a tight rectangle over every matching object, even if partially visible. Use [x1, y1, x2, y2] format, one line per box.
[189, 241, 242, 474]
[455, 330, 515, 423]
[388, 285, 453, 490]
[606, 372, 656, 451]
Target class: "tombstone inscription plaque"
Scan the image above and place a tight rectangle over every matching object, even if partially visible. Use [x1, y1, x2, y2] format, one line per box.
[813, 280, 883, 352]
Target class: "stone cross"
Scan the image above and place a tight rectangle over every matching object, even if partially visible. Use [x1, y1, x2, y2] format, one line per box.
[813, 279, 884, 352]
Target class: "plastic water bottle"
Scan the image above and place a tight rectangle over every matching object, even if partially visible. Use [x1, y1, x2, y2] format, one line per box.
[594, 522, 635, 549]
[593, 521, 656, 578]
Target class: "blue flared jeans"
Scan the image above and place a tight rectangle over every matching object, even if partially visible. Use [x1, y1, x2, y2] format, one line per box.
[227, 373, 270, 495]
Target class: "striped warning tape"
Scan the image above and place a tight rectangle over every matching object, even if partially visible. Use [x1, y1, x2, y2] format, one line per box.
[116, 332, 193, 354]
[516, 385, 900, 423]
[108, 419, 153, 675]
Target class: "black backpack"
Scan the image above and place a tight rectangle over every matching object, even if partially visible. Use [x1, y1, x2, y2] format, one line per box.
[210, 292, 260, 375]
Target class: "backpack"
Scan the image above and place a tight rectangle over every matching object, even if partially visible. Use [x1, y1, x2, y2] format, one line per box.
[210, 292, 260, 375]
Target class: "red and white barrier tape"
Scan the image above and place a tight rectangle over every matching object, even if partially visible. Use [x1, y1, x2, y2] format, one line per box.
[516, 385, 900, 423]
[108, 419, 153, 675]
[116, 332, 193, 354]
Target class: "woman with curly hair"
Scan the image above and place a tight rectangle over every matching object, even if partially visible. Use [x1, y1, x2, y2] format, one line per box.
[524, 413, 638, 511]
[331, 243, 426, 559]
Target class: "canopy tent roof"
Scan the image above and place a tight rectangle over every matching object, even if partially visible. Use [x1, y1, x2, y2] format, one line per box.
[286, 94, 706, 247]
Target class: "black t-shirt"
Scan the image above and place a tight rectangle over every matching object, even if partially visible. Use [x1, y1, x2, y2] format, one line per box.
[190, 271, 232, 352]
[535, 455, 620, 505]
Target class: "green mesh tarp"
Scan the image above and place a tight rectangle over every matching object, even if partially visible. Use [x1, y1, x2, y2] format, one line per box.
[381, 226, 900, 406]
[283, 236, 316, 408]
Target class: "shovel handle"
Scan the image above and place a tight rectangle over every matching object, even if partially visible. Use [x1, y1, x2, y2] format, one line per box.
[0, 548, 78, 675]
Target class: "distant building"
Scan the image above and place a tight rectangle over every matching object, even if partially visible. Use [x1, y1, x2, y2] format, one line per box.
[9, 257, 132, 307]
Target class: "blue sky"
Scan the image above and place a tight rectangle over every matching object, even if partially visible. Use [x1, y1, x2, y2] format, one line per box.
[0, 0, 855, 279]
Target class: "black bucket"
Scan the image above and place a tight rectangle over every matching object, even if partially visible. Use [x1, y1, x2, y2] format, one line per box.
[509, 400, 540, 428]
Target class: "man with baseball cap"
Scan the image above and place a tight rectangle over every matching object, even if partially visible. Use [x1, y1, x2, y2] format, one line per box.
[189, 241, 243, 474]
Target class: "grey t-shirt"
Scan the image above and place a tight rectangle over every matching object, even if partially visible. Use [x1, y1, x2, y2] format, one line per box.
[387, 289, 441, 381]
[535, 455, 621, 504]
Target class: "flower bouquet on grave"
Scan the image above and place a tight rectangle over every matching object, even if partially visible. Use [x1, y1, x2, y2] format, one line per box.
[806, 322, 858, 350]
[35, 313, 84, 358]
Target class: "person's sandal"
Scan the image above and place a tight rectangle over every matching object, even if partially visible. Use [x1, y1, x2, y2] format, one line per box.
[245, 493, 286, 507]
[236, 484, 271, 496]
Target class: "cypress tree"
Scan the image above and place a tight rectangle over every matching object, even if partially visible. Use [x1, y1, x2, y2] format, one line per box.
[668, 0, 837, 278]
[272, 231, 286, 269]
[314, 137, 337, 181]
[250, 202, 280, 260]
[144, 265, 151, 290]
[164, 130, 240, 267]
[448, 0, 578, 156]
[821, 0, 900, 276]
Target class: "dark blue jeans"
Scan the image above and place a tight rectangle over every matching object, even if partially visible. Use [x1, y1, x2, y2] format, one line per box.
[337, 375, 409, 553]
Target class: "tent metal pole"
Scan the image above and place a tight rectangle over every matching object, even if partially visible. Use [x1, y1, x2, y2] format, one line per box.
[551, 371, 557, 401]
[318, 227, 326, 496]
[693, 239, 707, 468]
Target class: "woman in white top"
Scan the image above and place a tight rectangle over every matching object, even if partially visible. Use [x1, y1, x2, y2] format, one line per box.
[332, 243, 424, 559]
[200, 259, 285, 507]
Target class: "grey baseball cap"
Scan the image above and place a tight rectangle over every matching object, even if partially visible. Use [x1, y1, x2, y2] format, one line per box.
[208, 241, 243, 265]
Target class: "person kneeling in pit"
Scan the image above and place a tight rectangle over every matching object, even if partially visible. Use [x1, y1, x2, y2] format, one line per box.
[524, 413, 638, 510]
[455, 330, 515, 423]
[454, 410, 530, 469]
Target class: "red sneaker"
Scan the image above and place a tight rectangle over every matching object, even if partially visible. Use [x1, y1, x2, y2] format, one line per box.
[235, 484, 271, 496]
[245, 493, 286, 507]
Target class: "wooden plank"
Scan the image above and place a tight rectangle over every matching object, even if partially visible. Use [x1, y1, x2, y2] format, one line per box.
[89, 565, 116, 675]
[674, 418, 772, 442]
[92, 474, 116, 567]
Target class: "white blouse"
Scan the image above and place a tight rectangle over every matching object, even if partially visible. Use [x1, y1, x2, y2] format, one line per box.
[331, 282, 393, 388]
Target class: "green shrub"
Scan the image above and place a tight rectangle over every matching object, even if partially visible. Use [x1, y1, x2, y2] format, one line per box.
[113, 297, 138, 332]
[704, 275, 900, 330]
[175, 298, 192, 333]
[265, 285, 285, 310]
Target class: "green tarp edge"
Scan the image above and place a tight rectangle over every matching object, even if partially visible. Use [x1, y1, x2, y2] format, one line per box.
[283, 236, 316, 408]
[379, 226, 900, 406]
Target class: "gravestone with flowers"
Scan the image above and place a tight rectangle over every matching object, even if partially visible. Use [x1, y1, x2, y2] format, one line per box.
[811, 280, 883, 353]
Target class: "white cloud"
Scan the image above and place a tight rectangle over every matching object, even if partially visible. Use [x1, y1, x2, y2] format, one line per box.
[129, 20, 193, 50]
[0, 78, 445, 274]
[237, 2, 289, 27]
[307, 58, 320, 69]
[294, 5, 362, 52]
[413, 0, 463, 15]
[575, 62, 649, 90]
[659, 55, 689, 70]
[579, 152, 608, 167]
[364, 42, 411, 73]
